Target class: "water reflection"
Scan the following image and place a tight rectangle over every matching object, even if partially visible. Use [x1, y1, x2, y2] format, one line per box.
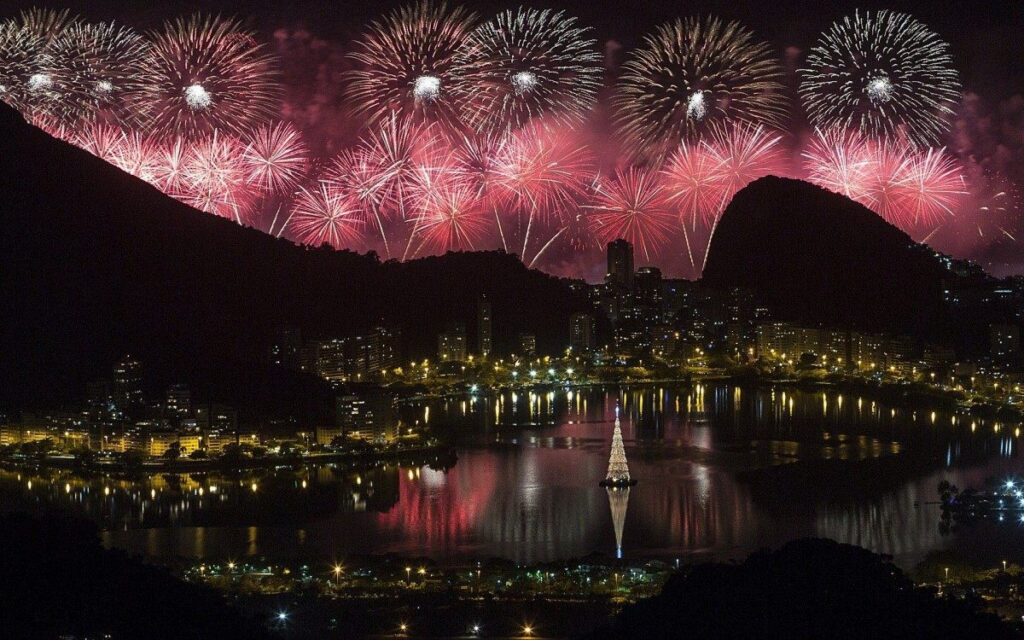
[4, 384, 1022, 568]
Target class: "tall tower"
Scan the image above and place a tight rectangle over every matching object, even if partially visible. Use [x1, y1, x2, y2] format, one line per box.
[477, 298, 492, 357]
[606, 239, 634, 291]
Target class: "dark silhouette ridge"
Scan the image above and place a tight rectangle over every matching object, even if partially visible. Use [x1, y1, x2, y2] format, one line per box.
[702, 176, 955, 342]
[0, 511, 274, 639]
[0, 102, 588, 411]
[587, 538, 1013, 640]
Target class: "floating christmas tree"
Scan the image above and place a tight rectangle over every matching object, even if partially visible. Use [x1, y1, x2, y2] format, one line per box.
[600, 409, 636, 487]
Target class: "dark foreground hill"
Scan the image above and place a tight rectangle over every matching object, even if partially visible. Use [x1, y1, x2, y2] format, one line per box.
[702, 176, 956, 343]
[0, 103, 588, 411]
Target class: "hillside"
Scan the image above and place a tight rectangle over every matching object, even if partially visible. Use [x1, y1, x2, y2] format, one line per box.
[702, 176, 956, 343]
[0, 103, 588, 411]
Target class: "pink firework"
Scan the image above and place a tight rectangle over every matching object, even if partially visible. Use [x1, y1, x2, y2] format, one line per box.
[704, 123, 787, 199]
[326, 147, 397, 253]
[289, 182, 363, 248]
[75, 121, 126, 162]
[243, 121, 310, 194]
[662, 142, 728, 227]
[896, 147, 965, 228]
[410, 178, 489, 255]
[153, 137, 190, 193]
[182, 131, 249, 222]
[361, 115, 442, 225]
[493, 122, 592, 218]
[859, 138, 913, 225]
[802, 127, 874, 199]
[587, 168, 676, 260]
[110, 131, 161, 184]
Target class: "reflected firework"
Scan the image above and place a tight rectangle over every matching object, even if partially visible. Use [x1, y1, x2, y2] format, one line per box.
[454, 7, 602, 132]
[800, 10, 961, 147]
[615, 16, 787, 160]
[347, 1, 478, 126]
[136, 14, 281, 137]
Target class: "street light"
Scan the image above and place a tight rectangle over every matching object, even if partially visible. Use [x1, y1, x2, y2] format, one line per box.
[333, 564, 343, 585]
[944, 567, 949, 582]
[1003, 560, 1008, 572]
[522, 624, 534, 636]
[405, 566, 411, 584]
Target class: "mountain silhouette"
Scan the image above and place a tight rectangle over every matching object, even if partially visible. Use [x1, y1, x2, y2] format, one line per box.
[702, 176, 956, 343]
[0, 103, 588, 412]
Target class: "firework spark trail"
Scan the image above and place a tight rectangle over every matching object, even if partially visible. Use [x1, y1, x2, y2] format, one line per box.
[800, 9, 961, 147]
[453, 7, 602, 133]
[47, 21, 148, 124]
[0, 20, 49, 113]
[136, 14, 281, 138]
[614, 15, 788, 161]
[347, 1, 478, 127]
[801, 128, 874, 199]
[242, 121, 310, 194]
[662, 142, 727, 269]
[587, 168, 676, 261]
[493, 122, 593, 261]
[409, 172, 489, 256]
[289, 182, 364, 248]
[451, 130, 510, 251]
[326, 148, 394, 255]
[182, 130, 250, 222]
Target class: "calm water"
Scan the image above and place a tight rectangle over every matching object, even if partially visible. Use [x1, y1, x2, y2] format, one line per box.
[6, 384, 1024, 569]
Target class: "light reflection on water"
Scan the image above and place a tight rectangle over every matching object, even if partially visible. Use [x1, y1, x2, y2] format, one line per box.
[4, 384, 1023, 568]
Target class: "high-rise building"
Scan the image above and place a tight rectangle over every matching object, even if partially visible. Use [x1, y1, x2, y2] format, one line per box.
[570, 312, 595, 353]
[518, 333, 537, 358]
[337, 393, 397, 443]
[606, 239, 634, 291]
[112, 355, 143, 411]
[368, 325, 400, 373]
[477, 298, 493, 357]
[438, 322, 467, 362]
[165, 384, 192, 417]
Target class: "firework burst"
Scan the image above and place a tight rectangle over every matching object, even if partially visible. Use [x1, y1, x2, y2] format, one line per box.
[75, 121, 126, 162]
[587, 168, 676, 260]
[800, 10, 961, 147]
[801, 127, 874, 199]
[347, 1, 477, 127]
[0, 21, 48, 112]
[615, 15, 787, 160]
[453, 7, 602, 132]
[242, 121, 310, 194]
[410, 176, 489, 255]
[46, 21, 148, 124]
[289, 182, 363, 248]
[891, 147, 966, 229]
[181, 131, 249, 221]
[136, 14, 281, 138]
[17, 7, 78, 41]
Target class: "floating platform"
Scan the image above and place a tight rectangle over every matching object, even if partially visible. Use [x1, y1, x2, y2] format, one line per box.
[600, 477, 637, 488]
